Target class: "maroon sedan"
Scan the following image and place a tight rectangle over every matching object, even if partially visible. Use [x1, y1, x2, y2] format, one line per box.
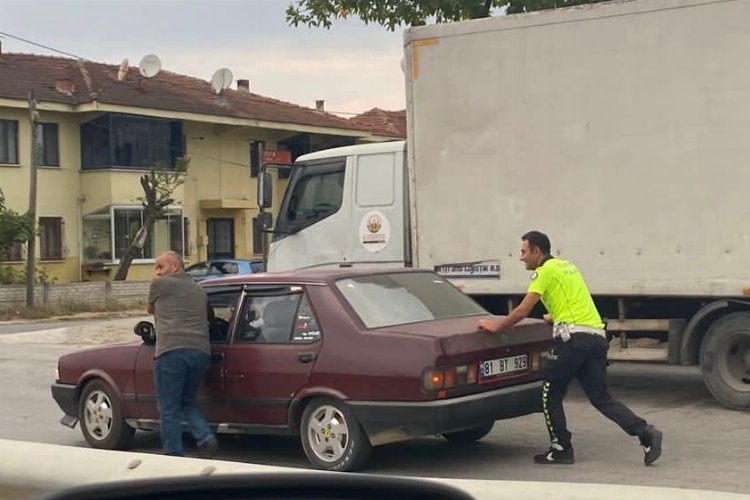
[51, 269, 552, 471]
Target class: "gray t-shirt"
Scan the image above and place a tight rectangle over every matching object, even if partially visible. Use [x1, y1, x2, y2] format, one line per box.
[147, 272, 210, 358]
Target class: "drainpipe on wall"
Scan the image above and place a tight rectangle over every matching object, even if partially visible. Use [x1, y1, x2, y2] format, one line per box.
[77, 196, 85, 282]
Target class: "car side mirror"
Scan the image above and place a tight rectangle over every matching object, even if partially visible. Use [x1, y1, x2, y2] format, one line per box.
[134, 321, 156, 345]
[258, 170, 273, 209]
[257, 211, 273, 231]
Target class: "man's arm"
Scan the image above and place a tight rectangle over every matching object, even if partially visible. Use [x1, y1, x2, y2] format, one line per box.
[147, 279, 160, 315]
[477, 292, 541, 334]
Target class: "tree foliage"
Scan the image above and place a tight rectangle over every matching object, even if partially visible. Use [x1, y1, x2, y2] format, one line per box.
[0, 188, 35, 256]
[286, 0, 607, 30]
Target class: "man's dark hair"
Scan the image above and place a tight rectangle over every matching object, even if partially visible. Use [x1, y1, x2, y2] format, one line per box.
[522, 231, 551, 255]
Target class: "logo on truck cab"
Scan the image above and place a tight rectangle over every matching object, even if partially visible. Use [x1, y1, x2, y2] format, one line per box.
[359, 211, 390, 253]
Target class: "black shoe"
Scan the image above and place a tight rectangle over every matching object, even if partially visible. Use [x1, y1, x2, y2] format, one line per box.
[197, 438, 218, 459]
[534, 444, 574, 465]
[640, 425, 662, 466]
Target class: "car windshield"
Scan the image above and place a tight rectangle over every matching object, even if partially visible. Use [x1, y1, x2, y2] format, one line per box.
[335, 272, 487, 329]
[186, 262, 237, 277]
[212, 261, 238, 274]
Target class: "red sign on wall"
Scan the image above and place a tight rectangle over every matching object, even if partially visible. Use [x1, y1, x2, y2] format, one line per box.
[262, 150, 293, 165]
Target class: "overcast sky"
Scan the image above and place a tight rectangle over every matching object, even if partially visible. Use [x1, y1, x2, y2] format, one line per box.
[0, 0, 406, 115]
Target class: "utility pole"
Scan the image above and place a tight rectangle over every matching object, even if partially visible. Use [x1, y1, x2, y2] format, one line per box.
[26, 91, 39, 308]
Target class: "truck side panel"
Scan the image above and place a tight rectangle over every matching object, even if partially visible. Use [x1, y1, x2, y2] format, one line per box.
[404, 0, 750, 297]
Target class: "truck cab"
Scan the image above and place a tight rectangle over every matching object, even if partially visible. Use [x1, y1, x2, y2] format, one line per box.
[265, 141, 409, 272]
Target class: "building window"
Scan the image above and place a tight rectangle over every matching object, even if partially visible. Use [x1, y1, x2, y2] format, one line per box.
[250, 141, 264, 178]
[0, 242, 24, 262]
[0, 119, 19, 165]
[252, 217, 263, 255]
[183, 217, 191, 257]
[82, 206, 184, 263]
[113, 208, 143, 259]
[81, 114, 183, 170]
[37, 123, 60, 167]
[39, 217, 64, 261]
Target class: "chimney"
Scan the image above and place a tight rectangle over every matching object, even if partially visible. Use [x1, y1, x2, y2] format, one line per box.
[237, 79, 250, 93]
[0, 40, 3, 55]
[315, 100, 325, 112]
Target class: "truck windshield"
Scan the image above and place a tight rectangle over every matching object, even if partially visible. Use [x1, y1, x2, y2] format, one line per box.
[274, 158, 345, 239]
[335, 272, 487, 329]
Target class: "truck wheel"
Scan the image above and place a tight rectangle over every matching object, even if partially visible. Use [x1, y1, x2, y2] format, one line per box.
[300, 398, 372, 472]
[442, 422, 494, 444]
[78, 379, 135, 449]
[700, 312, 750, 410]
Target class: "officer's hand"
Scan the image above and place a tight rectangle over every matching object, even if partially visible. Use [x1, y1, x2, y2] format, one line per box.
[477, 319, 498, 333]
[543, 314, 553, 325]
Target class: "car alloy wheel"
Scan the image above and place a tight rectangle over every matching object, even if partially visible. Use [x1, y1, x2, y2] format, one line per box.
[77, 379, 134, 450]
[306, 404, 350, 463]
[300, 397, 372, 471]
[83, 388, 114, 441]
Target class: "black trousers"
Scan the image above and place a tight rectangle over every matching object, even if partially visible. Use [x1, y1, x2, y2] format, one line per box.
[542, 333, 647, 449]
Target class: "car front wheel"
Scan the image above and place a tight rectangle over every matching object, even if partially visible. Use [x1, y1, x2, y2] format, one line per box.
[300, 397, 371, 472]
[78, 379, 134, 450]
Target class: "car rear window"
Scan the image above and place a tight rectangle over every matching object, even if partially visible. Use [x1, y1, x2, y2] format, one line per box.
[335, 272, 487, 329]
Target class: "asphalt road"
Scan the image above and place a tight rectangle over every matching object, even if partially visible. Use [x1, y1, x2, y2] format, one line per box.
[0, 331, 747, 496]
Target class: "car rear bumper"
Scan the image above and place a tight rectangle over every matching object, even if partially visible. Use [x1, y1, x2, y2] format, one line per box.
[51, 382, 78, 427]
[348, 380, 543, 446]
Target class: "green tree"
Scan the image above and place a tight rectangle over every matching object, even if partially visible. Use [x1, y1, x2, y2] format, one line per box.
[0, 188, 34, 257]
[0, 188, 36, 285]
[113, 158, 189, 281]
[286, 0, 606, 30]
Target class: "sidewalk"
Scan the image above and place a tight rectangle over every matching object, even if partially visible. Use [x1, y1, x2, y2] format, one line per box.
[0, 314, 150, 345]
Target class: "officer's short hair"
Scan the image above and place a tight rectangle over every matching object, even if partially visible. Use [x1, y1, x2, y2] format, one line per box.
[522, 231, 551, 255]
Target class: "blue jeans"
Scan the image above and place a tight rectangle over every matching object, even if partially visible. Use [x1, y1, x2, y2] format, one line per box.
[154, 349, 214, 456]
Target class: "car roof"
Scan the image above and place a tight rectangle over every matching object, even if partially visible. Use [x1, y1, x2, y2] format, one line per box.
[200, 267, 431, 288]
[205, 259, 261, 263]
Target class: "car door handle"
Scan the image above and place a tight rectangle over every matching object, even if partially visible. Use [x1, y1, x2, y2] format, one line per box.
[210, 352, 224, 363]
[297, 352, 317, 363]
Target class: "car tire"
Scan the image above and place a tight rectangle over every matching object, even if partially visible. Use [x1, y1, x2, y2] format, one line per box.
[300, 397, 372, 472]
[442, 422, 494, 444]
[78, 379, 135, 450]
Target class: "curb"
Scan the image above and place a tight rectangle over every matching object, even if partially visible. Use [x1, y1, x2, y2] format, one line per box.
[0, 309, 147, 326]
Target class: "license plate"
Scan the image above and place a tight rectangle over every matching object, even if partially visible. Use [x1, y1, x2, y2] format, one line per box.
[479, 354, 528, 379]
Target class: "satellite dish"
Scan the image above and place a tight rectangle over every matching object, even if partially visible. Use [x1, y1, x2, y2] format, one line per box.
[210, 68, 233, 94]
[139, 55, 162, 78]
[55, 79, 74, 95]
[117, 58, 129, 81]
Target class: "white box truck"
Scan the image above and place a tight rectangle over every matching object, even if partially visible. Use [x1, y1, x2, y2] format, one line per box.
[257, 0, 750, 410]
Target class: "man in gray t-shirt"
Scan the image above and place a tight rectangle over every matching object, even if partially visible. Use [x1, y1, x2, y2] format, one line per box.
[147, 250, 217, 458]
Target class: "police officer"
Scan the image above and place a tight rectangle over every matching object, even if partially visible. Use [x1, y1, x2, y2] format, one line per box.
[478, 231, 662, 466]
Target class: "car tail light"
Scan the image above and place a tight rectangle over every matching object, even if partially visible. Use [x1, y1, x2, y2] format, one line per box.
[424, 370, 445, 390]
[423, 350, 544, 392]
[531, 351, 542, 371]
[422, 363, 479, 392]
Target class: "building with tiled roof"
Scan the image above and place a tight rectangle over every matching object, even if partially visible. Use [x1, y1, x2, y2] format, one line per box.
[350, 108, 406, 140]
[0, 51, 390, 283]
